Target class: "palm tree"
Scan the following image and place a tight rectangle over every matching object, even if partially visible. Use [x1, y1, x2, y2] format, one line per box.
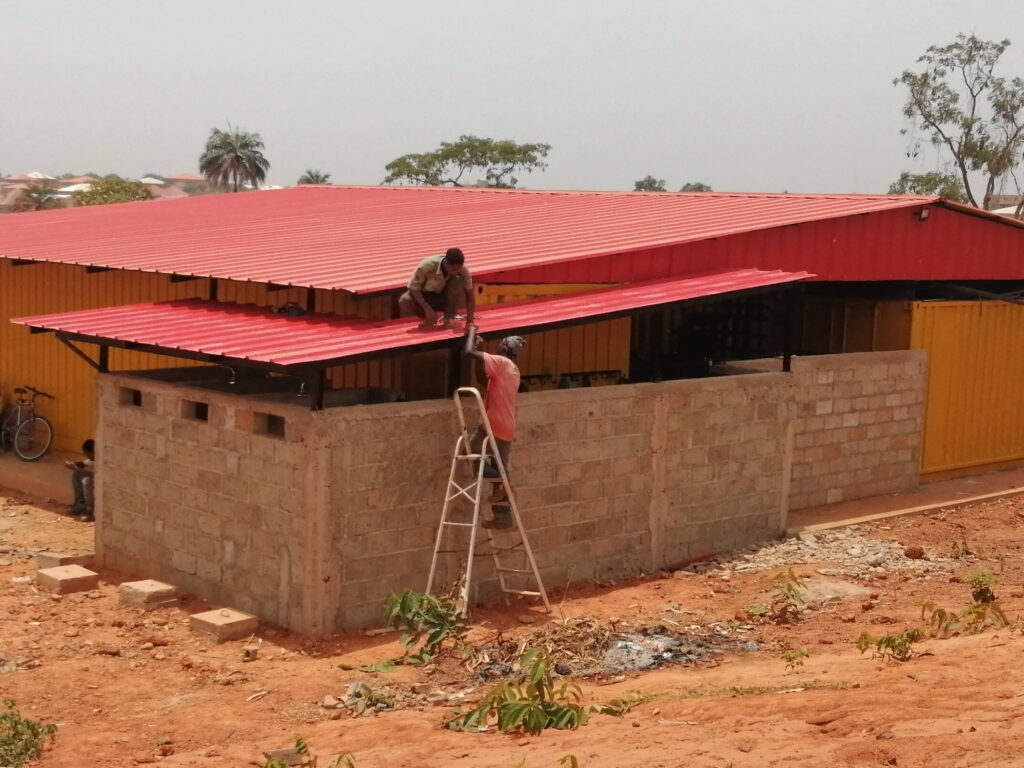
[198, 125, 270, 192]
[13, 182, 60, 212]
[297, 169, 331, 185]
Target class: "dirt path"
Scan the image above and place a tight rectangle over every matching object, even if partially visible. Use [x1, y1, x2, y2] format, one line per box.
[2, 490, 1024, 767]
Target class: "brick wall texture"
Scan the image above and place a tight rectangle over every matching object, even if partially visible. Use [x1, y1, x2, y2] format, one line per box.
[94, 350, 924, 634]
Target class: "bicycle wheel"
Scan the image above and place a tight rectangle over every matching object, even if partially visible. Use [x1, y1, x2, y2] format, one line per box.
[14, 416, 53, 461]
[0, 408, 17, 451]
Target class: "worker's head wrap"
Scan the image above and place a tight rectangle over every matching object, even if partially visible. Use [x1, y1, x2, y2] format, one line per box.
[498, 336, 527, 358]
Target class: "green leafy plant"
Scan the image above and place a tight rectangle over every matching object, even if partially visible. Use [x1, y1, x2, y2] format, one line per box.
[559, 755, 580, 768]
[769, 568, 807, 623]
[337, 660, 398, 674]
[856, 629, 925, 662]
[447, 649, 589, 735]
[745, 603, 768, 618]
[780, 648, 810, 672]
[922, 599, 1009, 638]
[383, 590, 469, 664]
[968, 570, 998, 603]
[0, 699, 57, 768]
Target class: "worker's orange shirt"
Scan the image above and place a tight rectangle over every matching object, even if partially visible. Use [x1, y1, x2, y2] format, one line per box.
[482, 353, 520, 442]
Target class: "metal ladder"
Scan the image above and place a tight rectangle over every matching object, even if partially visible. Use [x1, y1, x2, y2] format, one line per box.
[426, 386, 551, 616]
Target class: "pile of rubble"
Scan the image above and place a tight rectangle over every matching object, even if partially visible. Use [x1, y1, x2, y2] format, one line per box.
[706, 525, 960, 579]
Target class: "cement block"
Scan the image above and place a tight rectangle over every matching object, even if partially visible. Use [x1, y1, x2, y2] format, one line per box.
[36, 551, 95, 569]
[119, 579, 181, 610]
[190, 608, 258, 642]
[36, 565, 99, 594]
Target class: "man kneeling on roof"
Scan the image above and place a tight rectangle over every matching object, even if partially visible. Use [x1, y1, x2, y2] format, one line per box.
[399, 247, 476, 329]
[465, 331, 526, 529]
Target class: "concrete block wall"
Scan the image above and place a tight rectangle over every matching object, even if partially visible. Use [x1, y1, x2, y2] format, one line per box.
[727, 351, 926, 510]
[96, 378, 320, 631]
[94, 351, 922, 634]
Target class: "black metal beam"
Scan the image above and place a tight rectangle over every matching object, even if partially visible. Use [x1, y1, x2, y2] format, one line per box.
[944, 283, 1024, 307]
[209, 278, 218, 301]
[170, 274, 203, 283]
[86, 266, 113, 274]
[57, 336, 104, 372]
[10, 259, 37, 267]
[306, 287, 317, 312]
[99, 345, 109, 373]
[265, 283, 291, 293]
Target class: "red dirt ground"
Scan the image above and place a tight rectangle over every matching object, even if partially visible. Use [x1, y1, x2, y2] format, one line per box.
[2, 490, 1024, 768]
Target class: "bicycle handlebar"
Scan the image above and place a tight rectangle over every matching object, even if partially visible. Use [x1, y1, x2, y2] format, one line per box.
[19, 386, 54, 400]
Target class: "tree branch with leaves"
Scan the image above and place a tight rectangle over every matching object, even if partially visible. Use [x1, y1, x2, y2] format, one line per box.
[894, 34, 1024, 208]
[384, 135, 551, 188]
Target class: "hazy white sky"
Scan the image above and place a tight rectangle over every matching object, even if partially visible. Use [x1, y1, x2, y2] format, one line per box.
[3, 1, 1022, 193]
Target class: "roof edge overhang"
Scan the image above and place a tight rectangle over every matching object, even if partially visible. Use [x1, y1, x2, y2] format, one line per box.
[12, 268, 812, 371]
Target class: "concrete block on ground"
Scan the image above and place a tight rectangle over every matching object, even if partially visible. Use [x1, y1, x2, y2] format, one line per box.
[36, 551, 95, 569]
[36, 565, 99, 594]
[190, 607, 258, 642]
[119, 579, 181, 611]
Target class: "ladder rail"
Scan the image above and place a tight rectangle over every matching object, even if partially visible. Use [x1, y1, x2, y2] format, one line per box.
[428, 386, 550, 615]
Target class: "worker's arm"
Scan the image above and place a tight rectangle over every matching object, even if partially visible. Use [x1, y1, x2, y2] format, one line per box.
[464, 287, 475, 324]
[464, 325, 485, 360]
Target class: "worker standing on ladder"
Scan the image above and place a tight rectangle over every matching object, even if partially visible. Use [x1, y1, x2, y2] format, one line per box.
[464, 329, 526, 529]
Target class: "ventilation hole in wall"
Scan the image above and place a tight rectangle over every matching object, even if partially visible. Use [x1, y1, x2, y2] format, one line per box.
[181, 400, 209, 421]
[119, 387, 143, 407]
[254, 412, 285, 438]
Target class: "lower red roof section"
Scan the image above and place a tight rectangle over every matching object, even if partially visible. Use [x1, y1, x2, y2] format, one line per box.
[12, 268, 810, 368]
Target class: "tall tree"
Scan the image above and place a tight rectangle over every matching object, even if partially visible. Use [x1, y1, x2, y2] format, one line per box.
[384, 135, 550, 188]
[12, 182, 60, 212]
[199, 125, 271, 192]
[73, 178, 152, 206]
[634, 175, 667, 192]
[297, 169, 331, 185]
[887, 171, 967, 202]
[679, 182, 713, 192]
[894, 34, 1024, 208]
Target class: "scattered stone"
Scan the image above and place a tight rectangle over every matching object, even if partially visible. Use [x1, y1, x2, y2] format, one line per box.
[154, 652, 167, 661]
[95, 645, 122, 657]
[412, 683, 432, 694]
[262, 747, 306, 766]
[242, 643, 260, 662]
[904, 546, 925, 560]
[36, 565, 99, 594]
[189, 608, 258, 642]
[876, 729, 895, 740]
[321, 695, 341, 708]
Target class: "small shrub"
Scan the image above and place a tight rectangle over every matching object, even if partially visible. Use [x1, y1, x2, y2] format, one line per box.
[384, 590, 469, 664]
[856, 629, 925, 662]
[769, 568, 806, 623]
[745, 603, 768, 618]
[922, 599, 1009, 637]
[592, 692, 652, 717]
[951, 537, 973, 559]
[447, 649, 589, 735]
[0, 699, 57, 768]
[968, 570, 997, 603]
[780, 648, 810, 672]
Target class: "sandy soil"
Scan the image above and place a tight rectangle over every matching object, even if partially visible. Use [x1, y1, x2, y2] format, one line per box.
[2, 490, 1024, 768]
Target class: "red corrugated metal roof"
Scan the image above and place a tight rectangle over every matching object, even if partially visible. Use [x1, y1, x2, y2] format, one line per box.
[12, 268, 810, 367]
[0, 185, 923, 294]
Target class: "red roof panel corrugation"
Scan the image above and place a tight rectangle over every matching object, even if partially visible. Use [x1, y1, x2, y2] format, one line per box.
[11, 268, 810, 367]
[0, 186, 922, 293]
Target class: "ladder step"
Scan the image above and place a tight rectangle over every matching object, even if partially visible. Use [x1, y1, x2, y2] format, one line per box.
[441, 521, 476, 528]
[495, 567, 534, 575]
[501, 589, 543, 597]
[456, 454, 484, 460]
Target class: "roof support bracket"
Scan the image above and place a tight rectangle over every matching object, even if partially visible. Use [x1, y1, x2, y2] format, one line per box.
[58, 335, 109, 373]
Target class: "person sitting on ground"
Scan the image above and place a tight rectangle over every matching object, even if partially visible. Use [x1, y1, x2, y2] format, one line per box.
[464, 332, 526, 529]
[398, 247, 476, 329]
[64, 439, 95, 521]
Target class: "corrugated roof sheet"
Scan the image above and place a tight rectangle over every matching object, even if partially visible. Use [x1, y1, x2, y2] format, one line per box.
[0, 185, 923, 294]
[12, 268, 809, 367]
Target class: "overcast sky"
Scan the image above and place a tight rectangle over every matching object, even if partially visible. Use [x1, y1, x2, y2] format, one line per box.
[3, 1, 1022, 193]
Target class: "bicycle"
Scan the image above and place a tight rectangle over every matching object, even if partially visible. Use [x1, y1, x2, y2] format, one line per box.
[0, 386, 55, 462]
